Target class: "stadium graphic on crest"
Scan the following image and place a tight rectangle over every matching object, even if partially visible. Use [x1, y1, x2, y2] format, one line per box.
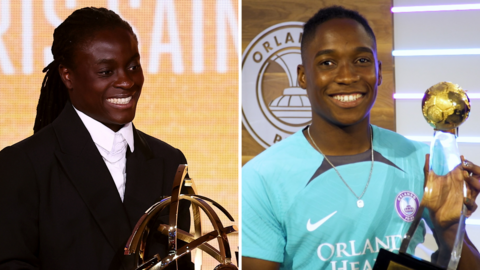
[242, 22, 311, 149]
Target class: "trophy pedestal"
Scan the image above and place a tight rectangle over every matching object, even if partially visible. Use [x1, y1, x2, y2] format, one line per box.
[373, 249, 444, 270]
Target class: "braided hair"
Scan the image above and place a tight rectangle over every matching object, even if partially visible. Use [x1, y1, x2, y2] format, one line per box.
[34, 7, 135, 133]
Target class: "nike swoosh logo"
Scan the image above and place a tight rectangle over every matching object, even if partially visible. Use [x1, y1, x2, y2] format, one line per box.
[306, 211, 337, 232]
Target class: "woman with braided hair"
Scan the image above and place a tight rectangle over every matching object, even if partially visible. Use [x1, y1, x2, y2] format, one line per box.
[0, 7, 193, 270]
[34, 6, 137, 133]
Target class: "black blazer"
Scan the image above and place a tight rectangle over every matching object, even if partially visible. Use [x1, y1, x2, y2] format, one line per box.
[0, 104, 192, 270]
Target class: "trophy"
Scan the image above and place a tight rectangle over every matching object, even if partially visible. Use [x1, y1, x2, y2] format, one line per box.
[124, 164, 238, 270]
[374, 82, 471, 270]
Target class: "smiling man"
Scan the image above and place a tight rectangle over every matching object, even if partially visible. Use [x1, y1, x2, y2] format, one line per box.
[242, 6, 480, 270]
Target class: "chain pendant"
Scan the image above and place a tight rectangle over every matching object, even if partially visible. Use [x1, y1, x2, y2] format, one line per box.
[357, 200, 364, 208]
[307, 125, 373, 211]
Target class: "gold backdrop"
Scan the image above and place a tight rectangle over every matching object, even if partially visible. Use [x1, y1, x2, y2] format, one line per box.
[0, 0, 238, 268]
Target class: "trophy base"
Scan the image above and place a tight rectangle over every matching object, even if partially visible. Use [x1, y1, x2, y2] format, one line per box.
[373, 249, 444, 270]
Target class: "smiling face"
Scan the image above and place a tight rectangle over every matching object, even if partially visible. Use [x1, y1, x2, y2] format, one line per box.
[59, 27, 143, 132]
[298, 18, 382, 128]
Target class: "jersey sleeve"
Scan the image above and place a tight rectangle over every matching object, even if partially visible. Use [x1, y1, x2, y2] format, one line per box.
[242, 162, 286, 263]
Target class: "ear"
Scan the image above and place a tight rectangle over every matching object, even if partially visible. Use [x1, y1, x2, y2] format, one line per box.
[377, 60, 382, 86]
[297, 64, 307, 89]
[58, 64, 73, 90]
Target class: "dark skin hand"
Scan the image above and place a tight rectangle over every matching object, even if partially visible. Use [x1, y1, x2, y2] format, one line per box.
[423, 155, 480, 225]
[242, 158, 480, 270]
[423, 154, 480, 269]
[242, 17, 480, 270]
[242, 19, 378, 270]
[461, 157, 480, 215]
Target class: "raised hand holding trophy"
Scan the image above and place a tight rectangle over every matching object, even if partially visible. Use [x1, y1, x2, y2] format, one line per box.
[416, 82, 471, 268]
[374, 82, 471, 270]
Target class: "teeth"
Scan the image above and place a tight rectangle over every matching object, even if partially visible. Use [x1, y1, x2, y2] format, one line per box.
[333, 94, 362, 102]
[107, 96, 132, 105]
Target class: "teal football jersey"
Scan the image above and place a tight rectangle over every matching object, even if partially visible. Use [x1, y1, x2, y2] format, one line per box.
[242, 125, 429, 270]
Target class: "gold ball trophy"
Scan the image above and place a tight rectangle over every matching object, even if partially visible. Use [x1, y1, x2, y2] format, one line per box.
[374, 82, 471, 270]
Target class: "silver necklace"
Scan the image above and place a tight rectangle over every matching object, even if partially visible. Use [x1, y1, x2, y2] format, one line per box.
[307, 126, 374, 208]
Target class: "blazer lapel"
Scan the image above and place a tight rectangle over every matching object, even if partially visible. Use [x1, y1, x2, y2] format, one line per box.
[52, 104, 132, 251]
[123, 128, 165, 229]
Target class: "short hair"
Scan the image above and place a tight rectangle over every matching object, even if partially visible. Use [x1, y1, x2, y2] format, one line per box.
[34, 7, 135, 133]
[301, 6, 376, 57]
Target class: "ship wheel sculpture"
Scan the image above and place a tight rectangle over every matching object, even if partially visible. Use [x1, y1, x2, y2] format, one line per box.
[124, 164, 237, 270]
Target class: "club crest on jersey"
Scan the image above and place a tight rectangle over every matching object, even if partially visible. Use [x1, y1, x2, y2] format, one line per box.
[395, 191, 419, 222]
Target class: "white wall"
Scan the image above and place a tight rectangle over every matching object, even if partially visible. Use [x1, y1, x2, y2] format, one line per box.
[393, 0, 480, 256]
